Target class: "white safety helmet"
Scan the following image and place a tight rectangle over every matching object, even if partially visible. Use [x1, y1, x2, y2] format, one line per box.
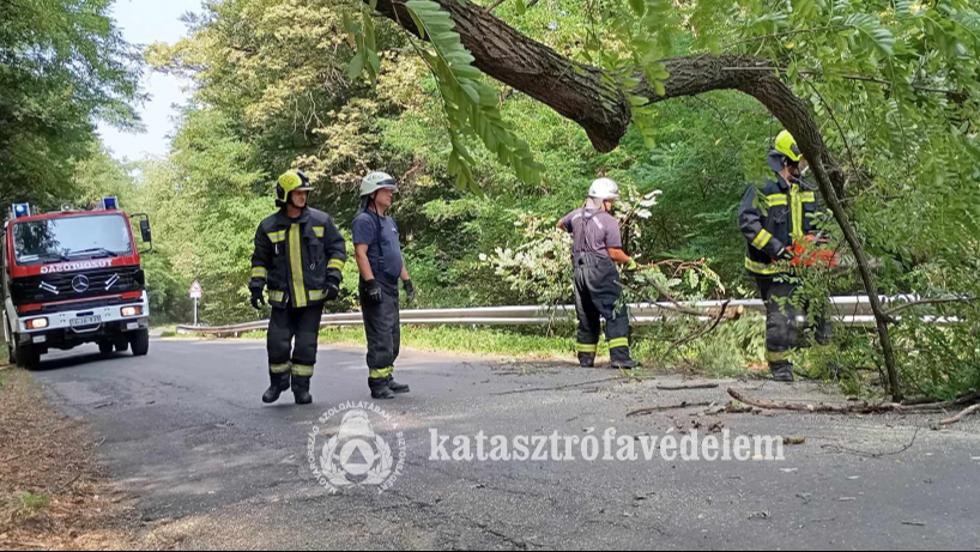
[588, 177, 620, 200]
[360, 171, 398, 197]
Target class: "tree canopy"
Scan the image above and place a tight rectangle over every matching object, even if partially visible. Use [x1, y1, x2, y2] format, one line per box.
[0, 0, 142, 207]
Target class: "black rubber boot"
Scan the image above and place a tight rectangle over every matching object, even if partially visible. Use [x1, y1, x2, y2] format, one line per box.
[369, 378, 395, 400]
[578, 352, 596, 368]
[609, 346, 638, 370]
[386, 377, 410, 394]
[610, 358, 639, 370]
[771, 363, 795, 383]
[262, 372, 291, 404]
[291, 375, 313, 405]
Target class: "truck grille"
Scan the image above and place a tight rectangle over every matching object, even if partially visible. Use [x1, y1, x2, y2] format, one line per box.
[10, 267, 145, 306]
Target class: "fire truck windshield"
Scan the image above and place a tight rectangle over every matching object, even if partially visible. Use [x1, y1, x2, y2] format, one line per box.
[12, 214, 132, 265]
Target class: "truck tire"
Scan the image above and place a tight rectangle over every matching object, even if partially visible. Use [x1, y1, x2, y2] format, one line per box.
[15, 343, 40, 370]
[130, 329, 149, 356]
[98, 341, 115, 356]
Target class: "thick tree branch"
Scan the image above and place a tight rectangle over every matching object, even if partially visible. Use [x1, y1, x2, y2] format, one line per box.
[370, 0, 904, 399]
[371, 0, 630, 152]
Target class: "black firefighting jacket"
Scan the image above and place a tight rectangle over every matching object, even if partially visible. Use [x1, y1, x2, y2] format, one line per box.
[249, 207, 346, 308]
[738, 174, 822, 276]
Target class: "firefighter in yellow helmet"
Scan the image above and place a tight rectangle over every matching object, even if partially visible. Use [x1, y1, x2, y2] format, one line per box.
[248, 170, 347, 404]
[738, 130, 832, 382]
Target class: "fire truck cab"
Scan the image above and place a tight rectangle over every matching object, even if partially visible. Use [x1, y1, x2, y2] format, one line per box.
[1, 199, 152, 369]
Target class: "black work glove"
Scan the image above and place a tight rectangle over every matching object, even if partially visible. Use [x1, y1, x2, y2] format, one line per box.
[249, 287, 266, 310]
[324, 281, 340, 301]
[363, 279, 383, 305]
[776, 247, 795, 261]
[403, 279, 415, 304]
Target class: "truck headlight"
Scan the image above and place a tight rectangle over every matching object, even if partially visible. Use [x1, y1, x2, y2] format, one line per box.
[26, 318, 49, 330]
[120, 306, 143, 317]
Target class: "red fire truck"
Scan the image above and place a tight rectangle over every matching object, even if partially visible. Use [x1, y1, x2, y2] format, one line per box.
[1, 199, 152, 369]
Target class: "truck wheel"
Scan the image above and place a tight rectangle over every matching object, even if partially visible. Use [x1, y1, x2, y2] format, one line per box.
[130, 329, 149, 356]
[98, 341, 115, 356]
[15, 343, 40, 370]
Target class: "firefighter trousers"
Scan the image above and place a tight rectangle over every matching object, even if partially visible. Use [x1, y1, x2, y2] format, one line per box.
[267, 303, 325, 378]
[755, 276, 832, 369]
[573, 255, 632, 362]
[360, 280, 401, 383]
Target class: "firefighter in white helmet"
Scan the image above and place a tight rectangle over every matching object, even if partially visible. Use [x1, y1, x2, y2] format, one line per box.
[557, 177, 639, 369]
[353, 171, 414, 399]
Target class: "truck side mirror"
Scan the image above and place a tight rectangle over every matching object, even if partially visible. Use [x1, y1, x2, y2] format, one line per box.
[132, 213, 153, 254]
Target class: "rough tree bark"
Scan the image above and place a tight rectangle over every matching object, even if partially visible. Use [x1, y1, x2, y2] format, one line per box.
[367, 0, 903, 400]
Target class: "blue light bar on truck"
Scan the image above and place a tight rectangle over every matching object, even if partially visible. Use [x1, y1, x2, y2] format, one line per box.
[101, 196, 118, 210]
[12, 203, 31, 218]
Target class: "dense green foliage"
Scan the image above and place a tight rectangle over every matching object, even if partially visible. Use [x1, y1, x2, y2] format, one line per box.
[0, 0, 141, 207]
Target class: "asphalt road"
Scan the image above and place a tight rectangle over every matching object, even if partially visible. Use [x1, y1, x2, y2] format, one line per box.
[31, 338, 980, 550]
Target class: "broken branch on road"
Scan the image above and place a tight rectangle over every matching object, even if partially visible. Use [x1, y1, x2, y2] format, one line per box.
[934, 404, 980, 428]
[656, 382, 720, 391]
[727, 388, 980, 416]
[626, 401, 715, 417]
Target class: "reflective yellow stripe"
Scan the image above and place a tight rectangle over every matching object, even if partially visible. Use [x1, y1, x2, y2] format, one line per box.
[801, 191, 816, 203]
[791, 184, 804, 241]
[251, 266, 267, 279]
[268, 290, 285, 303]
[608, 337, 629, 349]
[765, 194, 788, 206]
[291, 363, 315, 377]
[752, 229, 773, 250]
[369, 366, 394, 380]
[766, 350, 791, 363]
[267, 231, 285, 243]
[308, 289, 325, 302]
[289, 223, 307, 308]
[313, 226, 325, 238]
[576, 343, 598, 353]
[327, 258, 345, 271]
[745, 257, 784, 275]
[270, 362, 291, 374]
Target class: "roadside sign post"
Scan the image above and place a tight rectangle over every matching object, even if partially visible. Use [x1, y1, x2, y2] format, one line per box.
[189, 280, 203, 326]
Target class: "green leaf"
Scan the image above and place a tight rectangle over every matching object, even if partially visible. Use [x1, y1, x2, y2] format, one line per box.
[346, 52, 365, 81]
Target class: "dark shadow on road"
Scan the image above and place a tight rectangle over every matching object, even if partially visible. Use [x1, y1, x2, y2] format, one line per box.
[29, 350, 137, 372]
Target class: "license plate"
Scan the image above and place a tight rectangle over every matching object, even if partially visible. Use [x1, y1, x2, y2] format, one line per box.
[70, 315, 102, 327]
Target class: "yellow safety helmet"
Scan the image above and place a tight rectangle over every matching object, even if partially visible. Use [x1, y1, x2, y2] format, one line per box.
[773, 130, 803, 163]
[275, 170, 313, 207]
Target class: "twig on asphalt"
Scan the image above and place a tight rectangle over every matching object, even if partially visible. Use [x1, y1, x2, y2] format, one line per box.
[657, 382, 720, 391]
[934, 404, 980, 428]
[491, 376, 625, 396]
[626, 401, 715, 417]
[821, 427, 921, 459]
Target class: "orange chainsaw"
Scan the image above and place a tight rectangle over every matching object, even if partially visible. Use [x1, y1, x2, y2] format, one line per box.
[788, 235, 840, 268]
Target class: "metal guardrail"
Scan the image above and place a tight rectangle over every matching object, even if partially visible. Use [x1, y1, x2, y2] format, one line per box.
[175, 295, 961, 337]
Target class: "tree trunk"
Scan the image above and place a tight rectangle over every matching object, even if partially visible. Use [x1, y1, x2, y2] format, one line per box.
[368, 0, 903, 400]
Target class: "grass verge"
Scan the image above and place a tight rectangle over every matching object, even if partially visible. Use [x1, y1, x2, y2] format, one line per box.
[226, 316, 771, 378]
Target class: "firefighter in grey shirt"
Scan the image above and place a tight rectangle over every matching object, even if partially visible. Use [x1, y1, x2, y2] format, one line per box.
[558, 178, 639, 369]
